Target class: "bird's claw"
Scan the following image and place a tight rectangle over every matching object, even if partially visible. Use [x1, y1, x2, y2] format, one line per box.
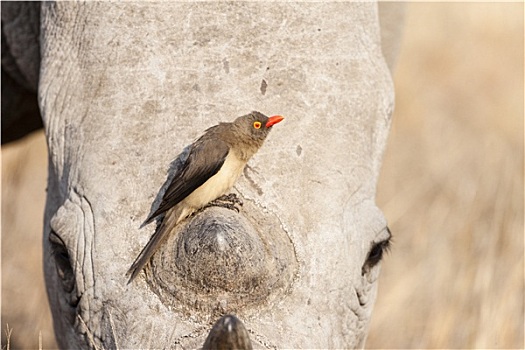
[204, 193, 243, 212]
[221, 193, 244, 207]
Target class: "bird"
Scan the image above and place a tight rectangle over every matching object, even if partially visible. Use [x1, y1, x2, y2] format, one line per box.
[126, 111, 284, 282]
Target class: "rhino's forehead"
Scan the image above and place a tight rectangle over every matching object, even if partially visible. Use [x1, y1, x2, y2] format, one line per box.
[41, 1, 393, 348]
[42, 0, 392, 177]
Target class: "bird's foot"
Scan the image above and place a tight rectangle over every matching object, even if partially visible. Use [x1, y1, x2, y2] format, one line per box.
[204, 193, 243, 213]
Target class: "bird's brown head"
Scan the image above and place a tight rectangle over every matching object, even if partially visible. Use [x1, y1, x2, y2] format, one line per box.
[232, 111, 284, 145]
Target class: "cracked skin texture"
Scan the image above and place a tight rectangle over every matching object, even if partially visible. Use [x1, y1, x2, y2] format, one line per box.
[0, 1, 407, 348]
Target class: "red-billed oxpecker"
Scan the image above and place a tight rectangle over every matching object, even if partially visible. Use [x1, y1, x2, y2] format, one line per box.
[127, 111, 284, 282]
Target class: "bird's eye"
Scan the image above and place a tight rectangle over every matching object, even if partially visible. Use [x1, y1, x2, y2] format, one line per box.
[253, 121, 262, 129]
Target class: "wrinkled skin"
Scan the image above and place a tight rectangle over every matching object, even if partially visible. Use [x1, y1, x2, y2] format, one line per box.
[2, 2, 404, 348]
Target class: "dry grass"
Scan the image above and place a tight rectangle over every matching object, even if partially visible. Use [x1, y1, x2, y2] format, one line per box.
[1, 131, 53, 349]
[3, 324, 12, 350]
[1, 3, 523, 349]
[368, 3, 524, 349]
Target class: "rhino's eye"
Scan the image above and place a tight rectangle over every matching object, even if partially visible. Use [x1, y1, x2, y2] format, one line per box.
[362, 227, 392, 276]
[49, 230, 75, 294]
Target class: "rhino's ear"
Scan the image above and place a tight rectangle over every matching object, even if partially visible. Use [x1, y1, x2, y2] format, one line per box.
[203, 315, 253, 350]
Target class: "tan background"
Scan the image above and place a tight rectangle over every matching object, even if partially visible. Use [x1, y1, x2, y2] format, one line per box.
[1, 3, 523, 349]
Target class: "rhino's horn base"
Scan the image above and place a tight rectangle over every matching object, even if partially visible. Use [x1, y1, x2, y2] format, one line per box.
[145, 202, 298, 321]
[203, 315, 253, 350]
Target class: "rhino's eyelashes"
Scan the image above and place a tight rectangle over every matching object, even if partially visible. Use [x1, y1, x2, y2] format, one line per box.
[49, 230, 76, 297]
[361, 226, 392, 276]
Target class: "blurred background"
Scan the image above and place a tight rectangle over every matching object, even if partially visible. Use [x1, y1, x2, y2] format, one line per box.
[1, 3, 523, 349]
[369, 2, 523, 349]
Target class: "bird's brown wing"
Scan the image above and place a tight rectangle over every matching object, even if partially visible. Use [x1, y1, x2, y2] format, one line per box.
[145, 137, 229, 222]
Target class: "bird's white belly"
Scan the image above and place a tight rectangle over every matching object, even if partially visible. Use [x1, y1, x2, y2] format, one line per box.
[184, 152, 245, 209]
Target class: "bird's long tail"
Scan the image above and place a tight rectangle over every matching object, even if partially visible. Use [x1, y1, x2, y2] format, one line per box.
[126, 205, 185, 283]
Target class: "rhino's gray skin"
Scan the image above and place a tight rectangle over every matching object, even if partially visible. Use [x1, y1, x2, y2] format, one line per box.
[2, 2, 404, 348]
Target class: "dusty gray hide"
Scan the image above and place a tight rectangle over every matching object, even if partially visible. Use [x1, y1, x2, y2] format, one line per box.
[5, 1, 405, 348]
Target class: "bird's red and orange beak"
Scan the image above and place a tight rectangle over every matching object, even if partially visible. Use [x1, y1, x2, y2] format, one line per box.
[266, 115, 284, 128]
